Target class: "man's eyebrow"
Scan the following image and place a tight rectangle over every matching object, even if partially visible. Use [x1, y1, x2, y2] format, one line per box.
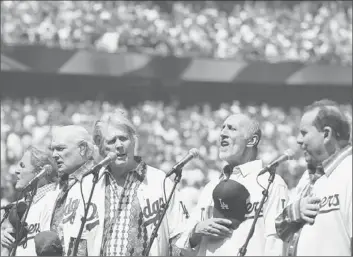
[106, 135, 117, 142]
[50, 144, 66, 148]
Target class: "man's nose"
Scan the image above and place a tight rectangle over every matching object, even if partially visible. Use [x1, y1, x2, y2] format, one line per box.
[220, 126, 230, 137]
[297, 134, 303, 146]
[52, 151, 60, 160]
[115, 141, 123, 149]
[220, 133, 229, 140]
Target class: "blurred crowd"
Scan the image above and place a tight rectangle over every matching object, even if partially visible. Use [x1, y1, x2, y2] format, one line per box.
[1, 1, 352, 65]
[1, 98, 352, 209]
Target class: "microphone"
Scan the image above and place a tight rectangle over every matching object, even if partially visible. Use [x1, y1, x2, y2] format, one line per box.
[258, 150, 294, 176]
[34, 231, 63, 256]
[9, 202, 28, 240]
[22, 165, 53, 192]
[9, 202, 27, 226]
[166, 148, 199, 177]
[81, 152, 118, 179]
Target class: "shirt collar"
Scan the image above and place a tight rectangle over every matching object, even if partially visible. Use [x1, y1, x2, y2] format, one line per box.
[321, 144, 352, 177]
[221, 160, 263, 179]
[58, 159, 96, 189]
[69, 159, 96, 182]
[130, 156, 147, 182]
[27, 182, 57, 204]
[106, 156, 147, 183]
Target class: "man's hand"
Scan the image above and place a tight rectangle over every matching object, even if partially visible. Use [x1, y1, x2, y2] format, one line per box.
[189, 218, 233, 248]
[1, 227, 15, 249]
[194, 218, 233, 238]
[299, 196, 321, 225]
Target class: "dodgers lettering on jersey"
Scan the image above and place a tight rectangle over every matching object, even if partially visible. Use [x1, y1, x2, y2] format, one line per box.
[62, 197, 100, 231]
[142, 197, 165, 227]
[319, 194, 340, 213]
[245, 198, 286, 219]
[297, 154, 352, 256]
[26, 222, 41, 240]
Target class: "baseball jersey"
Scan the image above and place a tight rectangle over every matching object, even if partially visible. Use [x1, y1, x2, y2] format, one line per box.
[15, 183, 57, 256]
[296, 154, 352, 256]
[177, 160, 288, 256]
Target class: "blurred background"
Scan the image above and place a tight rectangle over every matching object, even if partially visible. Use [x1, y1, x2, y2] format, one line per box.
[1, 0, 352, 211]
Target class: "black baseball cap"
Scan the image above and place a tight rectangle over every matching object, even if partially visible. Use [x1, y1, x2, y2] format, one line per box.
[212, 179, 250, 223]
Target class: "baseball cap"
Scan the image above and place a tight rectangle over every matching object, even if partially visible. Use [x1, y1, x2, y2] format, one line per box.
[34, 231, 63, 256]
[212, 179, 250, 223]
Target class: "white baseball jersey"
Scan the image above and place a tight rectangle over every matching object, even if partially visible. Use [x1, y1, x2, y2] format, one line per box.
[15, 183, 57, 256]
[176, 160, 288, 256]
[296, 154, 352, 256]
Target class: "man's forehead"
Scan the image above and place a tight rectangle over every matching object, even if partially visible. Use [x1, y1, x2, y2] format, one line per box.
[51, 133, 71, 146]
[301, 109, 319, 127]
[20, 150, 32, 163]
[102, 124, 130, 138]
[224, 114, 250, 126]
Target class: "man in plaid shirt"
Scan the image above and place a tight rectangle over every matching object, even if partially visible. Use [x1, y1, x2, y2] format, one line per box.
[92, 109, 186, 256]
[1, 146, 58, 256]
[275, 99, 352, 256]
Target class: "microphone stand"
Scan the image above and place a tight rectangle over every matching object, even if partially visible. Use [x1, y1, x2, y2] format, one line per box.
[71, 167, 100, 256]
[143, 167, 183, 256]
[238, 166, 276, 256]
[10, 186, 37, 256]
[1, 208, 11, 226]
[1, 209, 11, 257]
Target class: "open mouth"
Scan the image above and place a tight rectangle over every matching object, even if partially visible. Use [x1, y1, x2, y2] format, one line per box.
[116, 153, 127, 158]
[220, 141, 229, 147]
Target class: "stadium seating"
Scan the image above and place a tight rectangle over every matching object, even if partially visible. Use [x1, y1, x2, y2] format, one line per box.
[1, 1, 352, 65]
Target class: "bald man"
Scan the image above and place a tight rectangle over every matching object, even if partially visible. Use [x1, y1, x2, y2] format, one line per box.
[176, 113, 288, 256]
[38, 125, 102, 256]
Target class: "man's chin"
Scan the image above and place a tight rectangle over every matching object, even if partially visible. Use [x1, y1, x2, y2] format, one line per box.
[304, 152, 314, 162]
[219, 152, 229, 161]
[58, 169, 68, 177]
[305, 156, 321, 167]
[113, 160, 127, 167]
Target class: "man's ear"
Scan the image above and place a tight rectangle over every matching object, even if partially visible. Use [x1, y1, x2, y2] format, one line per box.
[323, 126, 333, 141]
[246, 134, 259, 148]
[78, 141, 91, 158]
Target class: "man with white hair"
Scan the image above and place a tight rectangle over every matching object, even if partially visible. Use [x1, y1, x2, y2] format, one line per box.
[38, 125, 100, 256]
[176, 113, 288, 256]
[92, 109, 186, 256]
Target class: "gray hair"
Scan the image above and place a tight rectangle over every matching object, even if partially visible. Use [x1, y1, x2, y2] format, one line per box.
[51, 125, 96, 160]
[27, 146, 58, 183]
[93, 109, 138, 156]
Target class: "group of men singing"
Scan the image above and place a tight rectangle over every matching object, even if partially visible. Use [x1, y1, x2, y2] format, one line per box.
[1, 99, 351, 256]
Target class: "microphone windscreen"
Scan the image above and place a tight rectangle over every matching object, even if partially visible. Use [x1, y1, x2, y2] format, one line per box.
[8, 202, 27, 226]
[8, 202, 28, 240]
[34, 231, 63, 256]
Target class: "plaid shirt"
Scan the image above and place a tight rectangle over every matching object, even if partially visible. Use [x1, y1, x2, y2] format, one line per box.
[31, 183, 57, 205]
[101, 158, 149, 256]
[50, 160, 95, 256]
[275, 145, 352, 256]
